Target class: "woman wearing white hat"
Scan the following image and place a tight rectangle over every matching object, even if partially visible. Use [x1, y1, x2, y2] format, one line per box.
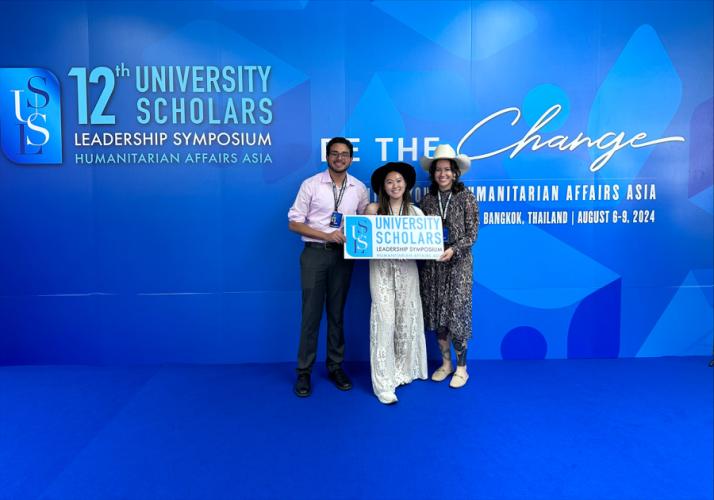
[418, 144, 479, 388]
[364, 162, 428, 404]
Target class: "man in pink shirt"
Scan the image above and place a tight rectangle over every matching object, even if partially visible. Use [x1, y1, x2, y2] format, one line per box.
[288, 137, 369, 397]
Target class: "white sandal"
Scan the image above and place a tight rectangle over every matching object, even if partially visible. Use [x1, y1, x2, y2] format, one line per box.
[431, 364, 454, 382]
[377, 392, 398, 405]
[449, 371, 469, 388]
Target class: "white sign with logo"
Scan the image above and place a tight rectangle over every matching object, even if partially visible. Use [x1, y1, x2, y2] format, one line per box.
[344, 215, 444, 260]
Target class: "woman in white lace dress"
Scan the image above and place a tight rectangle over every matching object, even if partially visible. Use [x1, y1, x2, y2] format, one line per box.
[365, 162, 428, 404]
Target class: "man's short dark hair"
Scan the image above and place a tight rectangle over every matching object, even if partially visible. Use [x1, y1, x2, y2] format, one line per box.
[326, 137, 353, 158]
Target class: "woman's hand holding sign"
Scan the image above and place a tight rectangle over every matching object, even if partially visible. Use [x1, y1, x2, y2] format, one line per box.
[437, 247, 454, 262]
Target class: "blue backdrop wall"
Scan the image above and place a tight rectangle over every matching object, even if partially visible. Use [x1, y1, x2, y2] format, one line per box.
[0, 0, 712, 364]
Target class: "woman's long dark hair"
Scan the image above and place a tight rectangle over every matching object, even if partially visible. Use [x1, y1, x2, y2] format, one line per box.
[428, 159, 465, 195]
[377, 185, 412, 215]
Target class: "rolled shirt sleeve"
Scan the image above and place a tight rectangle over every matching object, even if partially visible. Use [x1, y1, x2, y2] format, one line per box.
[288, 171, 369, 242]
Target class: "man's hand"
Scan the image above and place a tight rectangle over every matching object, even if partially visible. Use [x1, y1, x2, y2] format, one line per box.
[437, 247, 454, 262]
[325, 230, 346, 244]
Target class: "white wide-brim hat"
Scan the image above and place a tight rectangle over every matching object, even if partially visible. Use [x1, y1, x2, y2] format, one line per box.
[419, 144, 471, 174]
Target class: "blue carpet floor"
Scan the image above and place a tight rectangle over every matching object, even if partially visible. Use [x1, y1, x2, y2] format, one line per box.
[0, 357, 712, 499]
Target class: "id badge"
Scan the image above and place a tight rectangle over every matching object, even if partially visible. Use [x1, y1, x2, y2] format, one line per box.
[442, 226, 450, 243]
[330, 211, 343, 228]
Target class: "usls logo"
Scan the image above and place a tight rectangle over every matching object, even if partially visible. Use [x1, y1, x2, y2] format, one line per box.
[345, 216, 373, 258]
[0, 68, 62, 164]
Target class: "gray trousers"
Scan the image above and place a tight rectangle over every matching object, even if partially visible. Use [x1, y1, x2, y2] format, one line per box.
[296, 244, 354, 375]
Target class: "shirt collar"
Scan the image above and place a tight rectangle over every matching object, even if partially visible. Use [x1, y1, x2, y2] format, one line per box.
[321, 169, 353, 186]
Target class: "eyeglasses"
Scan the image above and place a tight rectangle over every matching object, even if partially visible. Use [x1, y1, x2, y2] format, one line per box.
[329, 151, 351, 159]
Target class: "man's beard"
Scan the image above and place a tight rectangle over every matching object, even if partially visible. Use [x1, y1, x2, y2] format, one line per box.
[328, 163, 348, 174]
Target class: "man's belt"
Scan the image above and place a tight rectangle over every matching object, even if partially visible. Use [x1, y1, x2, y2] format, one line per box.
[305, 242, 343, 250]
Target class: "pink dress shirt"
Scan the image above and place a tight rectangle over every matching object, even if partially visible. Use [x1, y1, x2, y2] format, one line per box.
[288, 170, 370, 243]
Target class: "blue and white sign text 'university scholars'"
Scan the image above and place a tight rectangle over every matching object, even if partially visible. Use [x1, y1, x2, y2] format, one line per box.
[344, 215, 444, 260]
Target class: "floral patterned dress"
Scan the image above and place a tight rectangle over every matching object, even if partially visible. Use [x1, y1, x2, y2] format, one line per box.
[369, 206, 428, 397]
[419, 189, 479, 342]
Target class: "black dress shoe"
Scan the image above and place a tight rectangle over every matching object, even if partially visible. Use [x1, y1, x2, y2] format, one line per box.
[294, 373, 311, 397]
[328, 367, 353, 391]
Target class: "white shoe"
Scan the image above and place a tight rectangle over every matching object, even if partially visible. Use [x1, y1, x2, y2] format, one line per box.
[377, 392, 398, 404]
[431, 364, 454, 382]
[449, 370, 469, 388]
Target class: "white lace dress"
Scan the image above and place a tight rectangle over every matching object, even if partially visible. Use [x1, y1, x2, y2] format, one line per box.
[369, 206, 428, 398]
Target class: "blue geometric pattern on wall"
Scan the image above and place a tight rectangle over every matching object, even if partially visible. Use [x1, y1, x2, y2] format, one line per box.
[143, 21, 308, 99]
[0, 1, 711, 364]
[568, 279, 621, 358]
[471, 1, 538, 61]
[501, 326, 547, 359]
[374, 1, 537, 62]
[344, 75, 407, 182]
[692, 269, 714, 308]
[473, 283, 577, 360]
[637, 272, 714, 357]
[521, 83, 570, 132]
[377, 71, 475, 122]
[690, 186, 714, 215]
[475, 225, 619, 309]
[216, 1, 308, 11]
[689, 98, 713, 198]
[587, 25, 682, 178]
[373, 1, 473, 60]
[260, 81, 313, 183]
